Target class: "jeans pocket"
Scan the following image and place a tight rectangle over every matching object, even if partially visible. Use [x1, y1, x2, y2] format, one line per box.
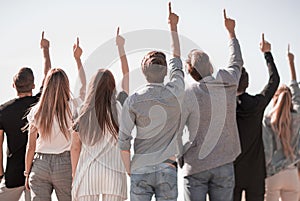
[156, 168, 178, 199]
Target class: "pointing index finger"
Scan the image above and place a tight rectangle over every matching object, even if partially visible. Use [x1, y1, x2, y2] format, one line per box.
[169, 2, 172, 14]
[288, 44, 290, 53]
[117, 27, 120, 36]
[42, 31, 44, 39]
[77, 37, 79, 46]
[262, 33, 265, 43]
[223, 9, 227, 19]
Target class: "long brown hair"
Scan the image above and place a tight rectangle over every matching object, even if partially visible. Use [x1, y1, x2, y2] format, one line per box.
[35, 68, 71, 140]
[95, 69, 118, 139]
[77, 69, 118, 145]
[269, 85, 294, 159]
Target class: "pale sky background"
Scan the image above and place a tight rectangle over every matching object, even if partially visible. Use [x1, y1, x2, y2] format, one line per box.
[0, 0, 300, 200]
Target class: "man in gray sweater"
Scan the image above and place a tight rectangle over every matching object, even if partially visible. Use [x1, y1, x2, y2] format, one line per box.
[179, 10, 243, 201]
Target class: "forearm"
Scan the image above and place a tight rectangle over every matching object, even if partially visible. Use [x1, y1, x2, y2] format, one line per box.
[25, 146, 35, 174]
[289, 59, 297, 81]
[76, 58, 86, 101]
[0, 148, 3, 176]
[121, 150, 131, 175]
[43, 48, 51, 76]
[0, 131, 4, 176]
[260, 52, 280, 100]
[118, 45, 129, 94]
[70, 145, 81, 179]
[170, 24, 180, 58]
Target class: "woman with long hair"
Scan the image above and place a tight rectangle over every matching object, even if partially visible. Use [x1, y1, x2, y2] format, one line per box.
[263, 45, 300, 201]
[24, 38, 86, 201]
[71, 28, 128, 201]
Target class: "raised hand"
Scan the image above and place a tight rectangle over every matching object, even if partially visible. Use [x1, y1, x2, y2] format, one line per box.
[168, 2, 179, 26]
[73, 37, 83, 59]
[40, 31, 50, 49]
[116, 27, 125, 47]
[260, 33, 271, 53]
[288, 44, 294, 62]
[223, 9, 236, 38]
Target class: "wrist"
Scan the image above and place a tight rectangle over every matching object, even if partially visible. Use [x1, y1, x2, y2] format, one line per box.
[169, 24, 178, 31]
[229, 32, 236, 39]
[24, 171, 30, 177]
[0, 174, 4, 179]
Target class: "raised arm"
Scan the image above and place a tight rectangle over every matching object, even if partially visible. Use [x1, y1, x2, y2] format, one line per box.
[40, 31, 51, 85]
[73, 37, 86, 101]
[223, 9, 243, 82]
[116, 27, 129, 95]
[288, 44, 296, 81]
[288, 45, 300, 112]
[257, 33, 280, 106]
[168, 2, 180, 58]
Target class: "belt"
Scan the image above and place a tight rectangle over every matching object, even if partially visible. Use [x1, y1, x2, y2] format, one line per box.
[163, 159, 178, 168]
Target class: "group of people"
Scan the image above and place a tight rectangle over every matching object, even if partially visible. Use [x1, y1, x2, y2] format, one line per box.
[0, 3, 299, 201]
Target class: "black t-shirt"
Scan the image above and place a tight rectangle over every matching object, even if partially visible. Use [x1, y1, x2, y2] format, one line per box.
[0, 93, 40, 188]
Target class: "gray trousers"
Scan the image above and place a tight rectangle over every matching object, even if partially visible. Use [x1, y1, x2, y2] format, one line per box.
[29, 151, 72, 201]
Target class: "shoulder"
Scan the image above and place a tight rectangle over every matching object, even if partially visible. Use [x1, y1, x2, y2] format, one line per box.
[0, 98, 17, 112]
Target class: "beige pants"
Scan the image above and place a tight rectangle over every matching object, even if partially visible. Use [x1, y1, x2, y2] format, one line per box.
[266, 166, 299, 201]
[0, 179, 30, 201]
[78, 194, 124, 201]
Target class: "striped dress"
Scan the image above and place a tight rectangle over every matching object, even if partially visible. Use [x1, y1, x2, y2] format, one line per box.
[72, 105, 127, 200]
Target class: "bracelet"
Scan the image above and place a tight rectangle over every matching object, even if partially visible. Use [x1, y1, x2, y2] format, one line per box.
[23, 171, 30, 177]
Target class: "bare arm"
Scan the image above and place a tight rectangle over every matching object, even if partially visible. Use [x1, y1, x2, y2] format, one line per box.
[168, 2, 180, 58]
[25, 125, 37, 190]
[73, 37, 86, 101]
[288, 44, 296, 81]
[116, 27, 129, 95]
[120, 150, 131, 176]
[40, 31, 51, 84]
[70, 132, 82, 180]
[0, 130, 4, 181]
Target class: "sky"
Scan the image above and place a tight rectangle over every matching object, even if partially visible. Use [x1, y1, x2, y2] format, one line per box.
[1, 0, 300, 200]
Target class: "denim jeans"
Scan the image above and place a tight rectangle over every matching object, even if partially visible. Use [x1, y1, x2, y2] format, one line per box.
[130, 163, 178, 201]
[29, 151, 72, 201]
[184, 162, 235, 201]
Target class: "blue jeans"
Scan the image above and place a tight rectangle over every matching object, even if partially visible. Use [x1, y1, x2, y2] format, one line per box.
[29, 151, 72, 201]
[130, 163, 178, 201]
[184, 162, 235, 201]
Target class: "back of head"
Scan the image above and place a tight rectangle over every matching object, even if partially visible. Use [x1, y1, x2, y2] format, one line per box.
[237, 67, 249, 93]
[13, 67, 34, 94]
[35, 68, 71, 140]
[141, 51, 167, 83]
[186, 49, 213, 81]
[77, 69, 119, 145]
[269, 85, 294, 159]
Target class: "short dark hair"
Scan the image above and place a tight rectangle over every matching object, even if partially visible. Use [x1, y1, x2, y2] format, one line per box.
[237, 67, 249, 93]
[13, 67, 34, 93]
[141, 51, 167, 83]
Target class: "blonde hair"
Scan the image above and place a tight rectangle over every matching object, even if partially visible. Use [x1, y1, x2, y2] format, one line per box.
[34, 68, 71, 140]
[269, 85, 294, 159]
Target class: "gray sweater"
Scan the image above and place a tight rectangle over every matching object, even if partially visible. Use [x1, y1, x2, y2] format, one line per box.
[118, 57, 185, 172]
[179, 38, 243, 176]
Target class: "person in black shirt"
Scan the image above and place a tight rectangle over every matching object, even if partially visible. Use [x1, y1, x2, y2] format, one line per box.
[234, 34, 280, 201]
[0, 31, 51, 201]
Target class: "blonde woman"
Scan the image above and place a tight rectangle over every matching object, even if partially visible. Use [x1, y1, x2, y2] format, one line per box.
[24, 38, 86, 201]
[263, 45, 300, 201]
[71, 28, 128, 201]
